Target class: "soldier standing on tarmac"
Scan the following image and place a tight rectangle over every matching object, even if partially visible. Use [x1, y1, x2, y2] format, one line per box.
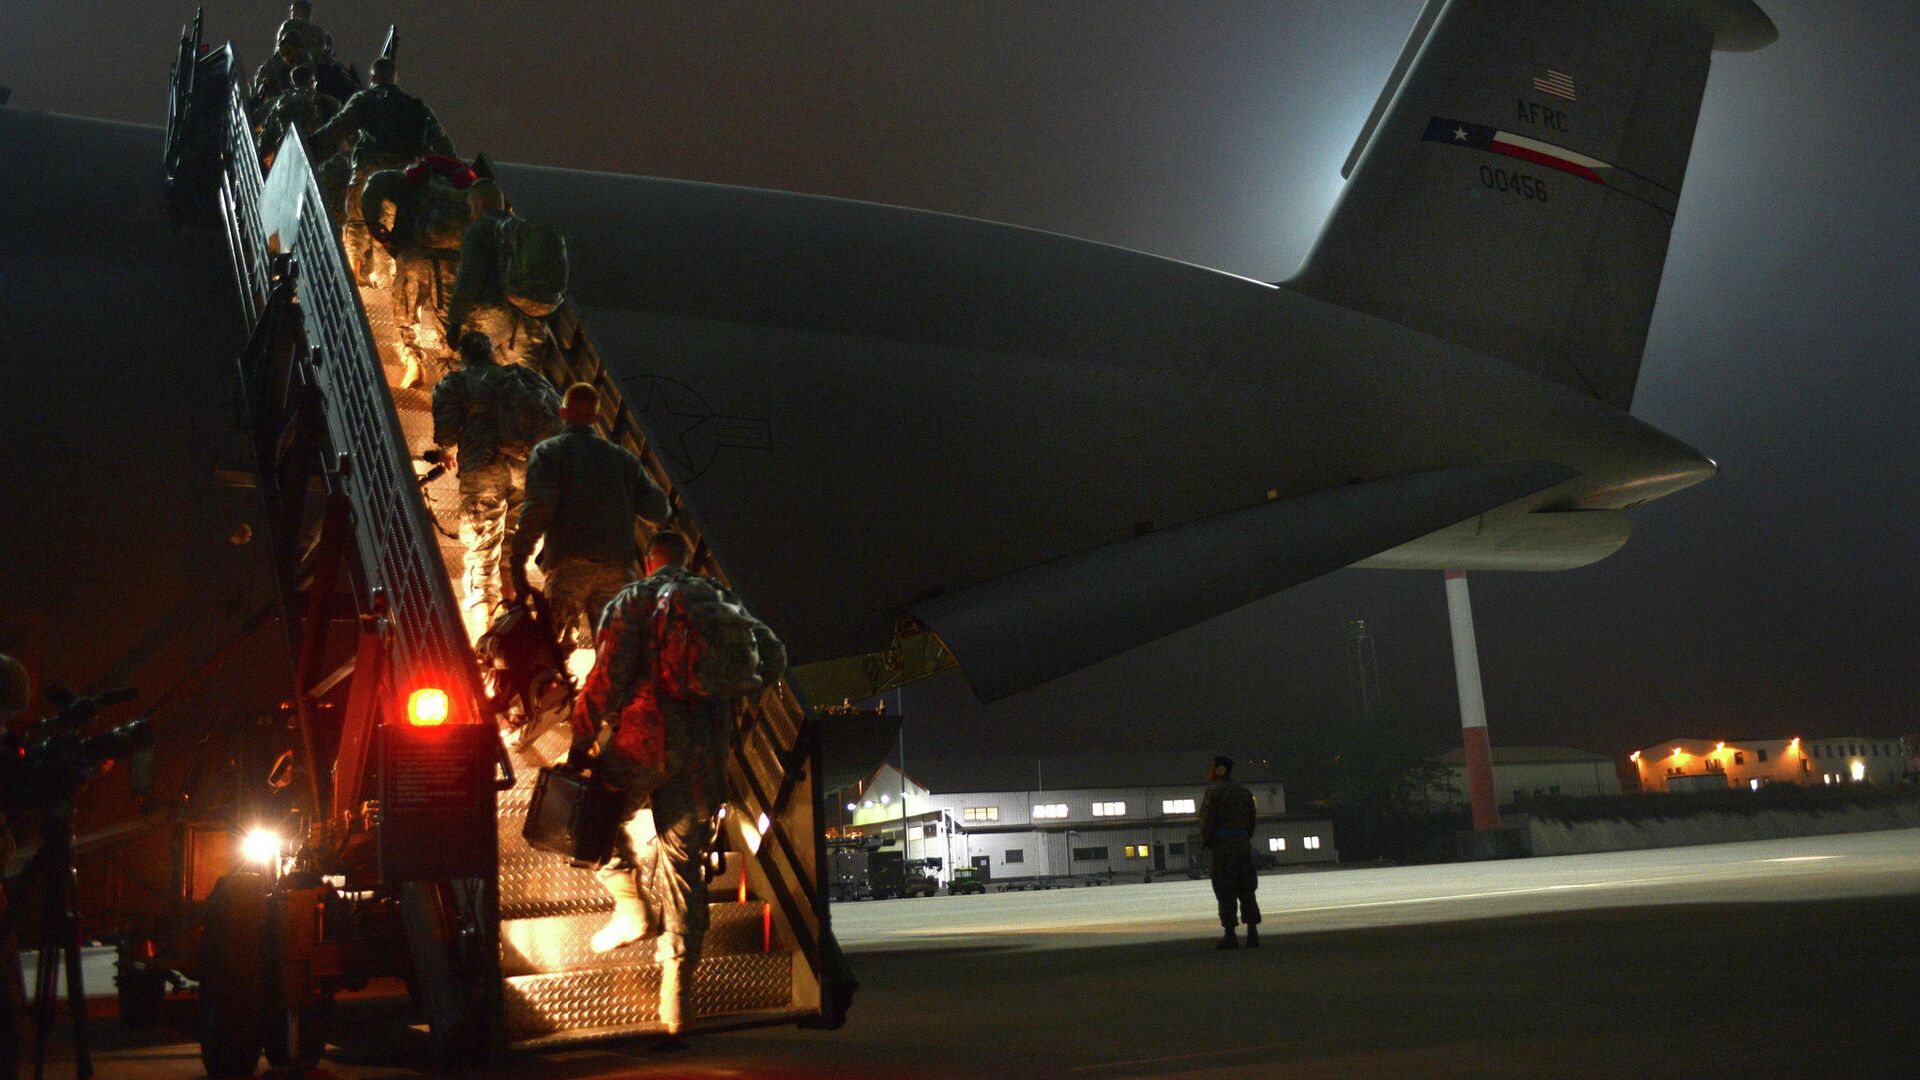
[445, 181, 556, 368]
[573, 532, 786, 1038]
[1199, 754, 1262, 949]
[505, 382, 671, 656]
[431, 332, 560, 640]
[310, 56, 455, 286]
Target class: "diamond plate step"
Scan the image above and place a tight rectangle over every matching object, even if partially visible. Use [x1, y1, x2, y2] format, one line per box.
[503, 950, 792, 1040]
[502, 900, 772, 977]
[497, 723, 612, 918]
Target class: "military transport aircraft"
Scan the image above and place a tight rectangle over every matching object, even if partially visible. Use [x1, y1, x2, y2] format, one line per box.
[0, 0, 1778, 710]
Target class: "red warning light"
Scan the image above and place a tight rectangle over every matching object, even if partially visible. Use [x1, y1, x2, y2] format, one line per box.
[407, 687, 450, 726]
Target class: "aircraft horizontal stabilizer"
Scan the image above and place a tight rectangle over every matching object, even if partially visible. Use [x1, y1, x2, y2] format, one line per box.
[910, 461, 1575, 702]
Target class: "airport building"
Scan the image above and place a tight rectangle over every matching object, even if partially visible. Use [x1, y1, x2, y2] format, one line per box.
[1629, 736, 1915, 792]
[1434, 745, 1621, 807]
[831, 753, 1337, 884]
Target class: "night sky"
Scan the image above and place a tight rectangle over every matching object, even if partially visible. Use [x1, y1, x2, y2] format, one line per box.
[2, 2, 1914, 764]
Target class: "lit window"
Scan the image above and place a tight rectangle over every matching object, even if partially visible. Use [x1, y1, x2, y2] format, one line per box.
[962, 806, 999, 822]
[1091, 801, 1126, 817]
[1268, 837, 1286, 852]
[1121, 845, 1152, 859]
[1303, 836, 1321, 850]
[1032, 803, 1069, 819]
[1161, 799, 1196, 814]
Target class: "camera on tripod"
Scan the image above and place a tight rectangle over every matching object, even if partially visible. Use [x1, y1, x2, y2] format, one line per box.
[2, 684, 154, 1080]
[0, 686, 154, 816]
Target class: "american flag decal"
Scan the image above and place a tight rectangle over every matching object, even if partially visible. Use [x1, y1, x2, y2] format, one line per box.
[1533, 69, 1577, 101]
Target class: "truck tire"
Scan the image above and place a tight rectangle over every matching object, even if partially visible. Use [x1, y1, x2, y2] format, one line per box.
[198, 872, 269, 1079]
[264, 996, 333, 1068]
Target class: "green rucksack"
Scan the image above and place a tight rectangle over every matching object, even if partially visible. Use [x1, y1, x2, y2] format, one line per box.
[488, 364, 560, 448]
[497, 216, 569, 318]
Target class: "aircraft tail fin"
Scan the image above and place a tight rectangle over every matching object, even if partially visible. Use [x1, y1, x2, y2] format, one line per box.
[1287, 0, 1775, 410]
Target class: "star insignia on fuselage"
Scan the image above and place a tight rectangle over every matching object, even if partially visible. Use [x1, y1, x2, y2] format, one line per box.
[623, 375, 772, 480]
[1452, 126, 1469, 142]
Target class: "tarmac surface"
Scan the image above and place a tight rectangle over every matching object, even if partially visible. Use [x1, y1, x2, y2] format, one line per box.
[43, 828, 1920, 1078]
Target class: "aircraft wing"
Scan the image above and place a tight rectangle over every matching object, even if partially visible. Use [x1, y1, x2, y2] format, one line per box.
[910, 461, 1573, 701]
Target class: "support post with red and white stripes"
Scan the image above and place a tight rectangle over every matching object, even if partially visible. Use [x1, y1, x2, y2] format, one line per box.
[1444, 569, 1500, 831]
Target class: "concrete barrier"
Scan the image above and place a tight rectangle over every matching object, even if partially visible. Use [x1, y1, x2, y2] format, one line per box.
[1527, 801, 1920, 857]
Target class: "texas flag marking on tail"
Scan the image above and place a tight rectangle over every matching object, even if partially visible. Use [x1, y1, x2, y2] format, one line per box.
[1422, 116, 1678, 215]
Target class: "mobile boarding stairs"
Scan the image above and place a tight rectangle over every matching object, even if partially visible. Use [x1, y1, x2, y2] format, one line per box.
[164, 14, 851, 1071]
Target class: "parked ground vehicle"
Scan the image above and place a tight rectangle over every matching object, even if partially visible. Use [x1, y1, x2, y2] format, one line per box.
[946, 867, 986, 895]
[901, 859, 940, 898]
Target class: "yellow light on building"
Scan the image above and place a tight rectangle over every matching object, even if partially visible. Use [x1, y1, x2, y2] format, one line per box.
[1629, 750, 1641, 762]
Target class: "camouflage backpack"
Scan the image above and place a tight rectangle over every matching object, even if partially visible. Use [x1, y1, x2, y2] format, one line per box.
[487, 364, 560, 448]
[496, 216, 569, 318]
[649, 576, 765, 701]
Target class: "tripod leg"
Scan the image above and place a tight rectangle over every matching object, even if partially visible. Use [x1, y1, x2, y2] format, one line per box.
[31, 941, 53, 1080]
[59, 908, 89, 1080]
[0, 878, 27, 1080]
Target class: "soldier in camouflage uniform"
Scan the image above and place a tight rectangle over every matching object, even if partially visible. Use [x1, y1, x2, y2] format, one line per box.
[310, 57, 455, 286]
[572, 532, 786, 1036]
[506, 382, 670, 654]
[256, 65, 341, 170]
[275, 2, 333, 66]
[1199, 754, 1262, 949]
[248, 31, 306, 120]
[362, 160, 476, 387]
[445, 181, 550, 367]
[431, 332, 560, 640]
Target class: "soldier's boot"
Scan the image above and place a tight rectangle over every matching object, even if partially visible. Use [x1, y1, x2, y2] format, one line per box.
[1245, 925, 1260, 949]
[591, 872, 649, 954]
[657, 957, 690, 1035]
[396, 335, 427, 389]
[1216, 928, 1239, 950]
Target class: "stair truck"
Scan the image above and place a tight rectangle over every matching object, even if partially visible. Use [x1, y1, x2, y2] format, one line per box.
[163, 14, 851, 1072]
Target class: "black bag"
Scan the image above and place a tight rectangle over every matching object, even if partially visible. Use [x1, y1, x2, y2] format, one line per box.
[476, 595, 572, 733]
[522, 766, 623, 867]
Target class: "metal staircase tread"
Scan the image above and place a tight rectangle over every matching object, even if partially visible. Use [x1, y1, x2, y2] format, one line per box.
[502, 950, 793, 1040]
